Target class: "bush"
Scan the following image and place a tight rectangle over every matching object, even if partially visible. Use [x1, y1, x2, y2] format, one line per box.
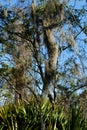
[0, 97, 87, 130]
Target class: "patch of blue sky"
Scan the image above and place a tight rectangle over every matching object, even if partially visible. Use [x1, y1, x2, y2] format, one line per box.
[0, 0, 16, 7]
[69, 0, 87, 9]
[0, 0, 32, 8]
[0, 53, 15, 68]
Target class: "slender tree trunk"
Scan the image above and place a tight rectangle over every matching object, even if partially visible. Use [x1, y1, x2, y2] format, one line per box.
[43, 29, 58, 93]
[15, 83, 24, 104]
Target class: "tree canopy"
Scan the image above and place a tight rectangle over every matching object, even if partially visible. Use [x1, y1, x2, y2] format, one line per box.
[0, 0, 87, 105]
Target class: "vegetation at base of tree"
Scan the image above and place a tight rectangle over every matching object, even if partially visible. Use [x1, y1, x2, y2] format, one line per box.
[0, 97, 87, 130]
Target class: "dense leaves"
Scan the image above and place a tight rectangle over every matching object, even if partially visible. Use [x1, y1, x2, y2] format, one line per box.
[0, 98, 87, 130]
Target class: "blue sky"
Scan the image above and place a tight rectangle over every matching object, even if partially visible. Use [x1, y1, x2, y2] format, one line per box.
[0, 0, 86, 7]
[69, 0, 87, 8]
[0, 0, 32, 7]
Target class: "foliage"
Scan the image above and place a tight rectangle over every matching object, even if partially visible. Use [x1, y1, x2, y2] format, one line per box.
[0, 97, 87, 130]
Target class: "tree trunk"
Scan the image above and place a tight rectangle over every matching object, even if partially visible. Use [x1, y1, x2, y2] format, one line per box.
[43, 29, 58, 93]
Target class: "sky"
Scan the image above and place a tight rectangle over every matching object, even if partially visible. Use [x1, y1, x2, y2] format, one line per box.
[69, 0, 87, 8]
[0, 0, 86, 7]
[0, 0, 31, 7]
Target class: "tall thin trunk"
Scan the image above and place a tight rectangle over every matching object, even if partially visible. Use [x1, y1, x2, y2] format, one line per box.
[15, 83, 23, 104]
[43, 29, 58, 93]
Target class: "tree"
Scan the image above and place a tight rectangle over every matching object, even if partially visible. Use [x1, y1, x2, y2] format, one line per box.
[0, 0, 87, 105]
